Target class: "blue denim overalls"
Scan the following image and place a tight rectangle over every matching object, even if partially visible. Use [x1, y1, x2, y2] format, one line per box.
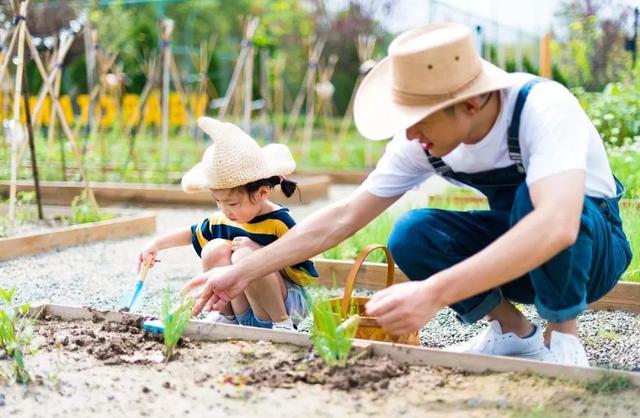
[388, 79, 633, 324]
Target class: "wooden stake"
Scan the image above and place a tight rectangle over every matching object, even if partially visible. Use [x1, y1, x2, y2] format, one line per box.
[282, 37, 325, 145]
[160, 18, 174, 169]
[22, 56, 43, 220]
[539, 32, 552, 78]
[25, 30, 98, 210]
[218, 16, 260, 120]
[8, 1, 28, 234]
[338, 34, 375, 141]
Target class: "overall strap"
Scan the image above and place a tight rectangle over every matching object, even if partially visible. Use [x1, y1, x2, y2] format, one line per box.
[425, 151, 451, 175]
[507, 77, 545, 171]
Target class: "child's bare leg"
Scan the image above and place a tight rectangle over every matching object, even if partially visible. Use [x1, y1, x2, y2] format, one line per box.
[231, 247, 288, 322]
[200, 239, 236, 317]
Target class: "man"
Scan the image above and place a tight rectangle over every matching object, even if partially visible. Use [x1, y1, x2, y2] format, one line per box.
[184, 23, 632, 366]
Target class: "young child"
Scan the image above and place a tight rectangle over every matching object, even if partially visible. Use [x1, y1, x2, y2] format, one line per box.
[137, 117, 318, 330]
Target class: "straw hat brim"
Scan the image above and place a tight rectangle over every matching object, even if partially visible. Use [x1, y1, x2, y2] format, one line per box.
[354, 57, 516, 140]
[181, 143, 295, 193]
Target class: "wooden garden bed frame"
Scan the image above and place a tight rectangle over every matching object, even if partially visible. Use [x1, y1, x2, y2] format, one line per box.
[295, 169, 370, 184]
[0, 176, 330, 207]
[312, 258, 640, 314]
[0, 206, 155, 261]
[28, 303, 640, 386]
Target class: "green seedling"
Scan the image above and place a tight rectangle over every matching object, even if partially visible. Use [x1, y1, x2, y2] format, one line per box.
[70, 190, 112, 225]
[0, 288, 36, 383]
[309, 298, 360, 368]
[161, 290, 195, 362]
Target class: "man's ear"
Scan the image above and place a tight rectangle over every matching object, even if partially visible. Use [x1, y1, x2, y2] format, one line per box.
[463, 97, 482, 115]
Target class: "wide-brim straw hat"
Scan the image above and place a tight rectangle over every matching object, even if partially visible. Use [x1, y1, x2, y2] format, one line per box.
[354, 22, 516, 140]
[181, 117, 296, 193]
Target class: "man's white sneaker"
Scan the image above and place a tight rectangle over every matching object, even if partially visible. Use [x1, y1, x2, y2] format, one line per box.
[540, 331, 590, 367]
[204, 311, 237, 325]
[445, 320, 546, 359]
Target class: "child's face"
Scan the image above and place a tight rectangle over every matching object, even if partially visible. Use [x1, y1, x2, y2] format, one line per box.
[210, 188, 268, 223]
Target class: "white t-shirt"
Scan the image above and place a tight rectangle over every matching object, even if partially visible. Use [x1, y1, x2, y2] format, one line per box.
[363, 73, 616, 199]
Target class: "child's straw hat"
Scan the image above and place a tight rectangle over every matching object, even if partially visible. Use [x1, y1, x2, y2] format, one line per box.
[181, 117, 296, 193]
[354, 22, 515, 140]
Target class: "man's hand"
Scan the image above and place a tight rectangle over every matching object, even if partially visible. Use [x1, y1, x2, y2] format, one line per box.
[182, 265, 249, 315]
[365, 280, 445, 336]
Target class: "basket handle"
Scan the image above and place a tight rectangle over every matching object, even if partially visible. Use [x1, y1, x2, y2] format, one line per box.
[341, 244, 395, 318]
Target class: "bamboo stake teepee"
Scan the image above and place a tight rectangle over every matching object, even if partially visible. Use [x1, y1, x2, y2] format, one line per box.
[314, 53, 339, 146]
[338, 34, 376, 140]
[282, 36, 325, 146]
[218, 16, 260, 131]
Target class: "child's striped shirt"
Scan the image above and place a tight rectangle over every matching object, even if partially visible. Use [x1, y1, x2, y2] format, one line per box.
[191, 207, 318, 286]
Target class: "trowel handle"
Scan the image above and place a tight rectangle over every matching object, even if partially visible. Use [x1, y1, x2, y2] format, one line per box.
[138, 254, 154, 282]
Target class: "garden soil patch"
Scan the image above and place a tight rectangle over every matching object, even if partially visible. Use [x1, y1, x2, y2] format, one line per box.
[1, 318, 639, 418]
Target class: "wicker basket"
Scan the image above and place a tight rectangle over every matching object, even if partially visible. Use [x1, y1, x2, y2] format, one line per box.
[327, 244, 420, 346]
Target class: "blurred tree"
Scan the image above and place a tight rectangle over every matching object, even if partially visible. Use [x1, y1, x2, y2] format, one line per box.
[553, 0, 632, 91]
[325, 0, 392, 114]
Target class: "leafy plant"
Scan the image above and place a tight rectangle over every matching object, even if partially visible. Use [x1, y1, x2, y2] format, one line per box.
[0, 288, 36, 383]
[309, 297, 359, 368]
[161, 290, 194, 362]
[70, 191, 112, 225]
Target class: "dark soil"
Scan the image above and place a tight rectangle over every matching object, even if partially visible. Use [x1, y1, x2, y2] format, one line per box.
[35, 315, 193, 365]
[247, 352, 408, 391]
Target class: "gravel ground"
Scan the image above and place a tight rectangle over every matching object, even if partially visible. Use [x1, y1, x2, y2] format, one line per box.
[1, 184, 639, 371]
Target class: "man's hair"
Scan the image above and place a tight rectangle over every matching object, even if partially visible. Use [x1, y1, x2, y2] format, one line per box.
[442, 92, 492, 116]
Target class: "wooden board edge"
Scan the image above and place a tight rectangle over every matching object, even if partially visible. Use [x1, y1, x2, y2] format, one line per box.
[29, 303, 640, 386]
[0, 212, 156, 261]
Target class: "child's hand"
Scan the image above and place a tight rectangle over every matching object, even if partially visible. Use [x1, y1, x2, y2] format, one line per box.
[137, 242, 160, 273]
[230, 236, 262, 252]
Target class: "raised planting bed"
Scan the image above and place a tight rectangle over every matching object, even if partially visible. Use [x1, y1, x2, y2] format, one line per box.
[0, 205, 155, 261]
[2, 303, 637, 418]
[295, 169, 371, 184]
[313, 258, 640, 314]
[0, 175, 331, 208]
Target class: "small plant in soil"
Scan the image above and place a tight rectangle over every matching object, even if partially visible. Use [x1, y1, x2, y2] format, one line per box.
[161, 290, 194, 362]
[70, 190, 112, 225]
[0, 288, 37, 383]
[310, 298, 360, 368]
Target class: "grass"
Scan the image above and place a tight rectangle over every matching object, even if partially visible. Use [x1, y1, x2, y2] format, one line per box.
[69, 190, 113, 225]
[0, 123, 385, 185]
[161, 290, 194, 362]
[621, 205, 640, 282]
[584, 373, 633, 395]
[0, 191, 113, 238]
[0, 288, 36, 383]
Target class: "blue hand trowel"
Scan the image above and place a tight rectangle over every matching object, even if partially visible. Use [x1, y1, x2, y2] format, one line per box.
[122, 255, 154, 312]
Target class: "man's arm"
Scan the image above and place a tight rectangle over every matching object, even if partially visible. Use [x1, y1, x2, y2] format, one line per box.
[186, 188, 402, 313]
[367, 169, 585, 334]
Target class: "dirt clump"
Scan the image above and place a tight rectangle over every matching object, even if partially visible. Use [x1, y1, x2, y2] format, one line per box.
[247, 352, 408, 391]
[35, 317, 189, 365]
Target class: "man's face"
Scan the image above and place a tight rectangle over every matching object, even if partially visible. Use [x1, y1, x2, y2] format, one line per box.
[405, 106, 471, 157]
